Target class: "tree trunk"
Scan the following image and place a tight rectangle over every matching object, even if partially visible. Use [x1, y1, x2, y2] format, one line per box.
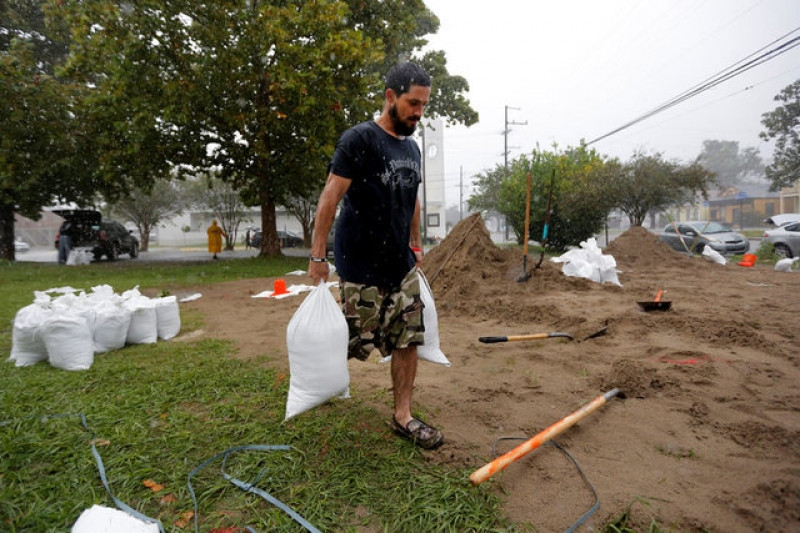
[259, 192, 282, 257]
[138, 224, 151, 252]
[302, 217, 313, 248]
[0, 203, 16, 261]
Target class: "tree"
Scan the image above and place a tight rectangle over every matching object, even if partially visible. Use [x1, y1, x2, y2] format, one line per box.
[760, 79, 800, 191]
[601, 150, 716, 227]
[283, 194, 318, 247]
[0, 1, 89, 260]
[110, 180, 186, 252]
[494, 146, 610, 251]
[696, 140, 764, 187]
[59, 0, 478, 259]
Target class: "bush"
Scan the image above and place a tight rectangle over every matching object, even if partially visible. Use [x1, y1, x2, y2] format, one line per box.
[756, 240, 777, 262]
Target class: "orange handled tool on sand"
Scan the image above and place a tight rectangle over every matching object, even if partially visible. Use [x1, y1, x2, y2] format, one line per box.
[469, 389, 621, 485]
[478, 332, 574, 343]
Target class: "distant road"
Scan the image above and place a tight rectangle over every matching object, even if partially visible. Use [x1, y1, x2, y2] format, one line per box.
[15, 246, 309, 264]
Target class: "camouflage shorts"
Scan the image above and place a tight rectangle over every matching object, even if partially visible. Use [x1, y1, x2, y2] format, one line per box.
[339, 268, 425, 360]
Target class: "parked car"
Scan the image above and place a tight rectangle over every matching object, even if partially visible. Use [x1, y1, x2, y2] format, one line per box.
[764, 221, 800, 258]
[54, 209, 139, 261]
[659, 221, 750, 255]
[14, 238, 30, 253]
[764, 213, 800, 227]
[250, 230, 303, 248]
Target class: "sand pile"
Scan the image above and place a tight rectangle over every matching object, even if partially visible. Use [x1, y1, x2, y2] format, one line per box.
[604, 225, 700, 271]
[421, 214, 595, 326]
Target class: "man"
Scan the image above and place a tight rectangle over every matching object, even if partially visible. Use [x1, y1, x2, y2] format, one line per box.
[57, 220, 73, 264]
[309, 62, 443, 449]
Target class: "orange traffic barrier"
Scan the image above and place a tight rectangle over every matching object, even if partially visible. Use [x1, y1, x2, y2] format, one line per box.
[272, 279, 289, 296]
[737, 253, 756, 267]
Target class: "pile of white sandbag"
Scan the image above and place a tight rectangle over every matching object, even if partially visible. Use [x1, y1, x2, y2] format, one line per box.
[550, 237, 622, 286]
[8, 285, 180, 371]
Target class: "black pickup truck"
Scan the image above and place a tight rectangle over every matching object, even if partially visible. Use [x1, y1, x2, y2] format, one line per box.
[54, 209, 139, 261]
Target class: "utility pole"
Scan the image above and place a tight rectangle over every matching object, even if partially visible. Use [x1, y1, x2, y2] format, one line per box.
[504, 105, 527, 239]
[504, 105, 527, 174]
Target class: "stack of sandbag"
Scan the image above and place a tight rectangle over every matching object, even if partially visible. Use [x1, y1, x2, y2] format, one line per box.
[551, 237, 622, 286]
[7, 285, 181, 371]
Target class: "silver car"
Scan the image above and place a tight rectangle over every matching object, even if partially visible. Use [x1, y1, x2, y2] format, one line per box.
[659, 221, 750, 255]
[764, 221, 800, 258]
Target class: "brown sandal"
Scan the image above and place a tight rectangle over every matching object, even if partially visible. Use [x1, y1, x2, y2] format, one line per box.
[391, 417, 444, 449]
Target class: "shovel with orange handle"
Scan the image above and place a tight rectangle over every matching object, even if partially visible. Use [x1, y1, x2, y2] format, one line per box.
[469, 389, 622, 485]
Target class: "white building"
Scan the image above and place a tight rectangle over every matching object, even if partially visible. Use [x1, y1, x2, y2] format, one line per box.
[420, 118, 446, 242]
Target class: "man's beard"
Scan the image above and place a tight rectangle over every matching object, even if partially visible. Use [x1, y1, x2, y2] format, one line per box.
[389, 104, 418, 137]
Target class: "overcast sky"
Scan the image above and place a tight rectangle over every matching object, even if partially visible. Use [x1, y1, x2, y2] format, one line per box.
[420, 0, 800, 208]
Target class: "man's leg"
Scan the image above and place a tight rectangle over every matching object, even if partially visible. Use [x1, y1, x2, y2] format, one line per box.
[391, 345, 418, 426]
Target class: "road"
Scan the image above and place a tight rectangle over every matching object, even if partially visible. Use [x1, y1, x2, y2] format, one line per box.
[15, 246, 309, 264]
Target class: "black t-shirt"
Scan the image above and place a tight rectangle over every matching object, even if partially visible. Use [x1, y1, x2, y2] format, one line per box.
[330, 121, 420, 289]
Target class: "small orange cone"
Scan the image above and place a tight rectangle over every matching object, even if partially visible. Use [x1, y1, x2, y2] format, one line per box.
[272, 278, 289, 296]
[737, 253, 756, 267]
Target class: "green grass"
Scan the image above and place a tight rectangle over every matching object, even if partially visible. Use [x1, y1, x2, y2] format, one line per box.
[1, 258, 514, 532]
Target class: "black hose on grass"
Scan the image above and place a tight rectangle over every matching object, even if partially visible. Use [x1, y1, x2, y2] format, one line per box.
[491, 437, 600, 533]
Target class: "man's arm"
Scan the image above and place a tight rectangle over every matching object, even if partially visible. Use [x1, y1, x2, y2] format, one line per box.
[309, 173, 350, 284]
[410, 197, 423, 265]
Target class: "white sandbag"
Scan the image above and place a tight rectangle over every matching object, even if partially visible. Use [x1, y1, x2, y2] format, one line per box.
[380, 270, 451, 367]
[66, 249, 92, 266]
[124, 298, 158, 345]
[775, 257, 799, 272]
[8, 293, 52, 367]
[285, 282, 350, 420]
[93, 300, 131, 353]
[701, 245, 727, 265]
[42, 314, 94, 371]
[153, 296, 181, 340]
[417, 270, 451, 366]
[72, 504, 160, 533]
[52, 291, 97, 338]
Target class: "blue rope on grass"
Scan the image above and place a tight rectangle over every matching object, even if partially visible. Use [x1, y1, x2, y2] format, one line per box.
[3, 415, 320, 532]
[187, 444, 321, 533]
[0, 413, 165, 532]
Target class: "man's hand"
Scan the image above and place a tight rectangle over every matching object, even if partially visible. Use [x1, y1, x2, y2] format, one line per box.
[309, 259, 330, 286]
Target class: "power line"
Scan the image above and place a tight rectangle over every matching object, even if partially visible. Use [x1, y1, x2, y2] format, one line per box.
[587, 26, 800, 146]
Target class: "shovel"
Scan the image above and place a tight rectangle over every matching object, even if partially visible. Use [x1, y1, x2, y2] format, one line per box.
[518, 172, 532, 282]
[479, 331, 574, 343]
[534, 167, 555, 270]
[637, 290, 672, 311]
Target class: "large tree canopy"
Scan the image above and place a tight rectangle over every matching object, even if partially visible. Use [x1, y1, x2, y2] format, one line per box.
[760, 79, 800, 191]
[600, 150, 716, 227]
[470, 145, 610, 251]
[56, 0, 478, 257]
[696, 140, 764, 188]
[0, 1, 91, 260]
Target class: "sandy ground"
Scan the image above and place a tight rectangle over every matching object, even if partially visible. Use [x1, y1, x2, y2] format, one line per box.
[175, 215, 800, 532]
